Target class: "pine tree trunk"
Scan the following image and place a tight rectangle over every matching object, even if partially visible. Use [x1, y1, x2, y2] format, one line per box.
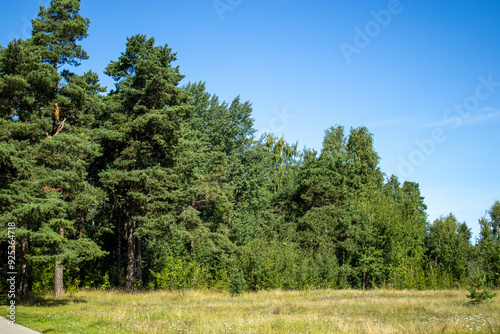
[125, 220, 136, 292]
[54, 227, 64, 297]
[17, 238, 29, 299]
[115, 209, 122, 286]
[52, 61, 60, 134]
[136, 238, 143, 290]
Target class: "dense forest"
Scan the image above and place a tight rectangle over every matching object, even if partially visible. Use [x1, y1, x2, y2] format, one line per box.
[1, 0, 499, 298]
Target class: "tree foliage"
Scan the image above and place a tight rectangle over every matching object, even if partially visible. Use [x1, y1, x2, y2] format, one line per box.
[1, 1, 498, 297]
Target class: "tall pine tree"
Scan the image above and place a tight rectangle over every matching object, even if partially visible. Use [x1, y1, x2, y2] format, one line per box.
[98, 34, 192, 291]
[0, 0, 106, 298]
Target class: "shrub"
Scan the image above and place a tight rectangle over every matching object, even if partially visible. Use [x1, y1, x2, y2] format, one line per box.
[466, 270, 497, 304]
[150, 256, 206, 296]
[229, 267, 246, 296]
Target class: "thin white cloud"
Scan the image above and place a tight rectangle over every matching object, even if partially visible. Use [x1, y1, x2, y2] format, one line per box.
[424, 107, 500, 128]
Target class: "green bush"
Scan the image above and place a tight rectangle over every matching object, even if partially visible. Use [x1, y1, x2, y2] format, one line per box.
[31, 262, 54, 292]
[100, 272, 111, 290]
[229, 267, 246, 296]
[239, 238, 339, 290]
[151, 256, 207, 296]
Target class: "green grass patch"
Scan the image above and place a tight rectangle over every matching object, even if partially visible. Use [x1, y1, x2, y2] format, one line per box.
[1, 289, 499, 333]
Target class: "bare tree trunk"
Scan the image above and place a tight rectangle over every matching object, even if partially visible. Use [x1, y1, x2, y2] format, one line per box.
[136, 238, 142, 290]
[54, 227, 64, 297]
[52, 61, 60, 134]
[125, 220, 136, 292]
[116, 225, 122, 284]
[115, 209, 122, 286]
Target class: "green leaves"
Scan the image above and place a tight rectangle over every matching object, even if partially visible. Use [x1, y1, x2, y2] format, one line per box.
[0, 0, 108, 297]
[476, 201, 500, 287]
[32, 0, 90, 69]
[150, 256, 207, 295]
[2, 0, 500, 296]
[427, 214, 472, 283]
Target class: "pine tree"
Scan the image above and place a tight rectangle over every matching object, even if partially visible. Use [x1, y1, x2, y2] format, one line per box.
[293, 126, 365, 287]
[0, 39, 107, 298]
[98, 34, 192, 292]
[31, 0, 90, 135]
[0, 0, 107, 298]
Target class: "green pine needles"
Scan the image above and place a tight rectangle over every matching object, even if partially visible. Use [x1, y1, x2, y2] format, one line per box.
[466, 271, 497, 304]
[1, 0, 500, 298]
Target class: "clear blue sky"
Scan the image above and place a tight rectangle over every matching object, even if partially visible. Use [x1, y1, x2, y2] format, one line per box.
[2, 0, 500, 240]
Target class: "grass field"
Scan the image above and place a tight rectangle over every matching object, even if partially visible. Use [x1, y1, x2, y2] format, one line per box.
[2, 289, 499, 333]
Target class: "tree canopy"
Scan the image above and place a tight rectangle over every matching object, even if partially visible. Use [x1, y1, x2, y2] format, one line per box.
[1, 0, 499, 297]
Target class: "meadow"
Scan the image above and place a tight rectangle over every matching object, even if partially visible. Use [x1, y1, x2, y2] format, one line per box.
[2, 289, 499, 333]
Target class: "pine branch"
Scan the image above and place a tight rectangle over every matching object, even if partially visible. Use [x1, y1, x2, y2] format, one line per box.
[42, 185, 61, 192]
[46, 118, 66, 138]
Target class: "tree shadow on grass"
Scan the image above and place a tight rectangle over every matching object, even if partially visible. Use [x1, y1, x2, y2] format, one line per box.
[20, 296, 73, 307]
[0, 294, 78, 307]
[0, 293, 89, 307]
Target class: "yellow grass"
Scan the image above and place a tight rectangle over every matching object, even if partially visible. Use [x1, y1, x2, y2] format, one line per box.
[4, 289, 500, 333]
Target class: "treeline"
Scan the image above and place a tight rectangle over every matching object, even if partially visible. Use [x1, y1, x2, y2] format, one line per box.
[1, 0, 499, 297]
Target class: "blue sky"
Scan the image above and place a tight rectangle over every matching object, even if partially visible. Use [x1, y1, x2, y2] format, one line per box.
[2, 0, 500, 239]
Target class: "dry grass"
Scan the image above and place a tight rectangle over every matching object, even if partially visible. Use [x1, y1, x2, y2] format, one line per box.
[3, 289, 499, 333]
